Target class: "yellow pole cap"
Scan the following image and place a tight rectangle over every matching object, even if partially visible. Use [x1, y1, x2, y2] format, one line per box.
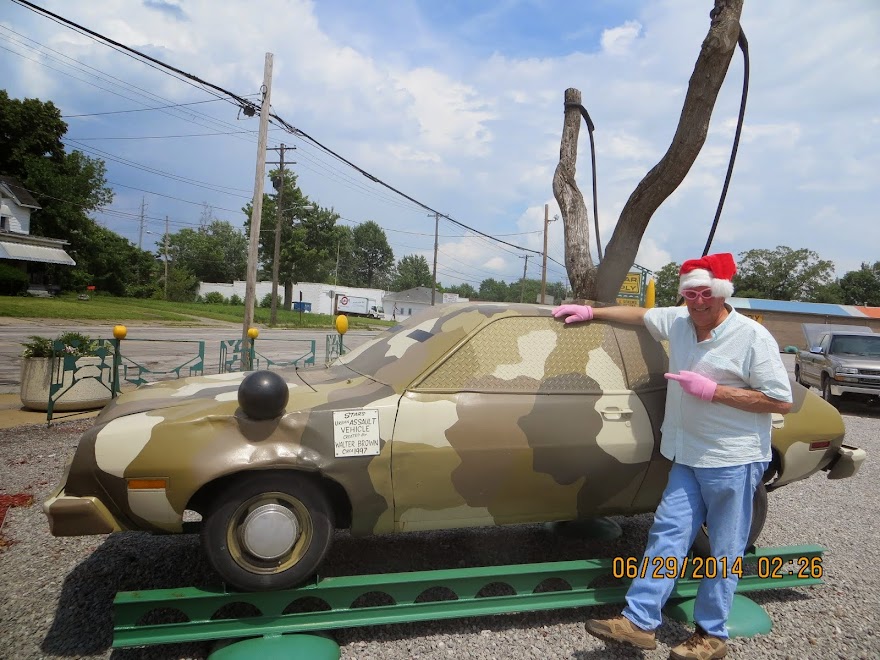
[645, 278, 656, 309]
[112, 325, 127, 340]
[335, 314, 349, 335]
[247, 327, 259, 339]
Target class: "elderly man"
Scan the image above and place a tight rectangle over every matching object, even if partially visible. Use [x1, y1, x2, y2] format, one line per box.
[553, 253, 792, 660]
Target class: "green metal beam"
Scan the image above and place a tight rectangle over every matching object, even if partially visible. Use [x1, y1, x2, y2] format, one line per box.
[113, 544, 823, 648]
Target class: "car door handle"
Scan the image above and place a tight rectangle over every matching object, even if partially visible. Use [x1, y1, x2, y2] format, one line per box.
[771, 413, 785, 429]
[601, 407, 633, 421]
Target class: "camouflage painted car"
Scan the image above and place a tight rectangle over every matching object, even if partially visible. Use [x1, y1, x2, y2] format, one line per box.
[44, 303, 866, 591]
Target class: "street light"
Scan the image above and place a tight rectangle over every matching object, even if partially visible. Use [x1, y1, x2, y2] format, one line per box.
[270, 200, 316, 326]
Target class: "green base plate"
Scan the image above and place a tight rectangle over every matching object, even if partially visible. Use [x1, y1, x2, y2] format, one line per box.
[664, 594, 772, 638]
[209, 634, 340, 660]
[545, 517, 623, 541]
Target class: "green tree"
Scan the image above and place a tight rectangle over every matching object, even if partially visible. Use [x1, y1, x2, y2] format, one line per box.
[159, 265, 199, 302]
[348, 220, 394, 288]
[733, 247, 836, 302]
[243, 170, 340, 306]
[654, 262, 681, 307]
[838, 262, 880, 306]
[393, 254, 432, 291]
[444, 283, 478, 299]
[167, 220, 247, 283]
[479, 278, 508, 301]
[0, 92, 140, 293]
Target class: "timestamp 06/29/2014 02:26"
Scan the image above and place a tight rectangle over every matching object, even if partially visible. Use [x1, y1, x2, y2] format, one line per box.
[612, 555, 824, 581]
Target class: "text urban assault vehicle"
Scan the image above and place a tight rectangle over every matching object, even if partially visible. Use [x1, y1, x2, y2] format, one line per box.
[44, 303, 866, 591]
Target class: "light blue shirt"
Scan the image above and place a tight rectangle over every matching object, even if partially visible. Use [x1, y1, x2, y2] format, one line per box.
[643, 304, 793, 468]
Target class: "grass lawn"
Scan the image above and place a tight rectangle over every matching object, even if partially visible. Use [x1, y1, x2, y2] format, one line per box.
[0, 295, 394, 330]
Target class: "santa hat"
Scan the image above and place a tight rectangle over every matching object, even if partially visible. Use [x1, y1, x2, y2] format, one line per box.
[678, 253, 737, 298]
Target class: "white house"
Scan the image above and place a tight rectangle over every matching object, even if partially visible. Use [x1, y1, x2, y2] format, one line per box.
[0, 176, 76, 292]
[382, 287, 469, 321]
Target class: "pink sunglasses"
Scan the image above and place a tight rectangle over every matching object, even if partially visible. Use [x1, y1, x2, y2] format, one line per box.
[681, 289, 715, 301]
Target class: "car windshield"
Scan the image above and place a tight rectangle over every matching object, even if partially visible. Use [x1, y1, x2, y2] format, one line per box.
[830, 335, 880, 356]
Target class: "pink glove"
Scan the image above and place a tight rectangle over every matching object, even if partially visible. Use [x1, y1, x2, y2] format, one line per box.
[552, 304, 594, 324]
[665, 370, 717, 401]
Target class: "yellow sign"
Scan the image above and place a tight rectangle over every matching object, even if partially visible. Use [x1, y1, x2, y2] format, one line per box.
[741, 311, 764, 324]
[619, 272, 642, 295]
[616, 297, 641, 307]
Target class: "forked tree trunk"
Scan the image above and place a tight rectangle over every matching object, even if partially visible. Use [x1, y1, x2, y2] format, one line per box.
[554, 0, 744, 302]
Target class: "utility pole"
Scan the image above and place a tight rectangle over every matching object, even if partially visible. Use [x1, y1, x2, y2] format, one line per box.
[334, 241, 340, 286]
[242, 53, 274, 370]
[540, 204, 557, 304]
[137, 197, 146, 250]
[431, 212, 439, 305]
[519, 254, 530, 303]
[267, 143, 292, 326]
[163, 215, 169, 300]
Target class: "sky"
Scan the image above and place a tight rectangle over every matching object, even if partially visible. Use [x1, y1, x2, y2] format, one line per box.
[1, 0, 878, 292]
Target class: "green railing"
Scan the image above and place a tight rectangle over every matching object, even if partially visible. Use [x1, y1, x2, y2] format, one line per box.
[116, 338, 205, 387]
[46, 339, 115, 424]
[219, 338, 316, 374]
[325, 334, 345, 365]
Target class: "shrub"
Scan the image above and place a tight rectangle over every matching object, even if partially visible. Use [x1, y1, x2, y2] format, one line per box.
[204, 291, 226, 304]
[229, 294, 243, 306]
[21, 331, 97, 358]
[260, 292, 281, 308]
[0, 262, 29, 296]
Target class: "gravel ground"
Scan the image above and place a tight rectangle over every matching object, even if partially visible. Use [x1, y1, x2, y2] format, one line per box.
[1, 405, 878, 660]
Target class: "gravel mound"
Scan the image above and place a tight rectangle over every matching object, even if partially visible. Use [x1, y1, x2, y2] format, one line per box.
[1, 408, 878, 659]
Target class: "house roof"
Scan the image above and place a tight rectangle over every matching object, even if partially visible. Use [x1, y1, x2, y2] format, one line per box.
[0, 176, 41, 210]
[383, 286, 435, 304]
[0, 231, 74, 266]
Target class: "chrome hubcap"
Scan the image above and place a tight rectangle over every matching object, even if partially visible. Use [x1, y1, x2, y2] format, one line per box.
[239, 503, 299, 560]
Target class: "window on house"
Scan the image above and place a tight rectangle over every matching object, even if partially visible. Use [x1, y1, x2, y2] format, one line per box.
[0, 216, 8, 230]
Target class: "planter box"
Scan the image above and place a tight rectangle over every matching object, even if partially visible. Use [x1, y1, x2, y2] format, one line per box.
[20, 357, 112, 412]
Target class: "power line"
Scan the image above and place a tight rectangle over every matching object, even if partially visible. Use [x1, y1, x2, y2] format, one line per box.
[11, 0, 552, 260]
[62, 99, 235, 117]
[66, 130, 261, 140]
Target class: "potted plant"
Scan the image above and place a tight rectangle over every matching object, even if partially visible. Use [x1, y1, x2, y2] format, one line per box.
[20, 332, 112, 412]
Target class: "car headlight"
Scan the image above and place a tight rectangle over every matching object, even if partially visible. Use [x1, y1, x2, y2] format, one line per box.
[836, 367, 859, 375]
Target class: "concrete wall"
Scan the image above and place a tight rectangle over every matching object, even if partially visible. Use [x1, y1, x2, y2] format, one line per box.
[198, 281, 386, 316]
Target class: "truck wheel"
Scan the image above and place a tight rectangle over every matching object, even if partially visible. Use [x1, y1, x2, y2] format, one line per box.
[691, 483, 767, 558]
[822, 376, 841, 409]
[794, 364, 809, 388]
[201, 472, 335, 591]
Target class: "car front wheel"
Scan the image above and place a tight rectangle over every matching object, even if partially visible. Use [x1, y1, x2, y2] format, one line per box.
[822, 376, 841, 409]
[201, 472, 335, 591]
[691, 482, 768, 558]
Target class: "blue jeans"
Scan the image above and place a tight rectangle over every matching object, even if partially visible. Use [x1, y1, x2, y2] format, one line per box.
[622, 461, 767, 638]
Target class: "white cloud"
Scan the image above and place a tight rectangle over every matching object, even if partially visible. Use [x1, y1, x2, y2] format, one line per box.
[601, 20, 642, 56]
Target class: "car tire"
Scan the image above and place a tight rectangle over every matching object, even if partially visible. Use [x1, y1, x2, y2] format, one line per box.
[201, 472, 335, 591]
[691, 482, 768, 558]
[794, 364, 809, 388]
[822, 376, 841, 409]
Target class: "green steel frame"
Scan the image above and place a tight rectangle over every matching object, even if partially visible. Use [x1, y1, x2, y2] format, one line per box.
[113, 543, 823, 650]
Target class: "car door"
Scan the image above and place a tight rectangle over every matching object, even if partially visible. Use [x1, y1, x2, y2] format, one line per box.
[390, 315, 654, 532]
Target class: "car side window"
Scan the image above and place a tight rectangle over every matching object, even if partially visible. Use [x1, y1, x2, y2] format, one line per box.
[411, 316, 626, 394]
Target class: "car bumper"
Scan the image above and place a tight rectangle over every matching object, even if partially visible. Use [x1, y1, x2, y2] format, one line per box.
[43, 489, 127, 536]
[829, 382, 880, 397]
[826, 444, 867, 480]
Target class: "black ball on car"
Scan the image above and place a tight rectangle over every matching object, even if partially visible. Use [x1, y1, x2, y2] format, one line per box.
[238, 370, 289, 420]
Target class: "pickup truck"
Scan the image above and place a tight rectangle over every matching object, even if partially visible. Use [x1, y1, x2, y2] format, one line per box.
[794, 323, 880, 408]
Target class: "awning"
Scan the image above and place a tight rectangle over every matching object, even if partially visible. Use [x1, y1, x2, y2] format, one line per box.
[0, 241, 76, 266]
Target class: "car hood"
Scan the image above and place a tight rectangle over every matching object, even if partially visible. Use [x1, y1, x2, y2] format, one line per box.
[93, 364, 367, 425]
[828, 355, 880, 370]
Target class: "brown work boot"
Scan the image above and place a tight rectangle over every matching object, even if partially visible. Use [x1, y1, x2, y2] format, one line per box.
[584, 615, 657, 650]
[669, 629, 728, 659]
